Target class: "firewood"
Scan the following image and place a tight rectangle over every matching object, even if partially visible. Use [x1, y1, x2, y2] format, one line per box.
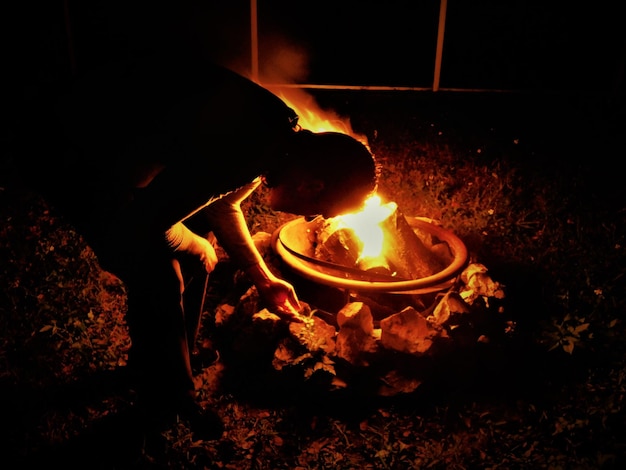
[313, 206, 447, 281]
[314, 227, 362, 267]
[379, 208, 446, 279]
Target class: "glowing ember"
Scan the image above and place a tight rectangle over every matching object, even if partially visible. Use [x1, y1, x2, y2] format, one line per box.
[329, 195, 396, 263]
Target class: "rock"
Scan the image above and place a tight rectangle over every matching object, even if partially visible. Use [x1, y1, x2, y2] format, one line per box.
[335, 327, 378, 366]
[335, 302, 378, 366]
[380, 306, 447, 355]
[377, 370, 423, 396]
[288, 316, 337, 355]
[428, 291, 471, 325]
[459, 263, 506, 306]
[336, 301, 374, 333]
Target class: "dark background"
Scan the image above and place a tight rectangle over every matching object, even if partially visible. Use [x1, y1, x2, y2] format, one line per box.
[1, 3, 625, 467]
[4, 1, 625, 91]
[0, 0, 626, 182]
[2, 1, 624, 183]
[1, 1, 624, 179]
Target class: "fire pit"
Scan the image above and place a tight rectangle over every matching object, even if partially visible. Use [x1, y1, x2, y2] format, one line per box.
[230, 196, 502, 398]
[271, 212, 468, 296]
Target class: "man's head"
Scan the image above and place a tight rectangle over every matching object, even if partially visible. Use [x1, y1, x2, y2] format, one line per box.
[266, 130, 379, 218]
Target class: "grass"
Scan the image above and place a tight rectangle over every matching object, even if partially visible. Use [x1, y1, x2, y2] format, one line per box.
[1, 90, 625, 468]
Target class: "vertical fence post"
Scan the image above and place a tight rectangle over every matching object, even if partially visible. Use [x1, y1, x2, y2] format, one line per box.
[63, 0, 77, 76]
[250, 0, 259, 83]
[433, 0, 447, 91]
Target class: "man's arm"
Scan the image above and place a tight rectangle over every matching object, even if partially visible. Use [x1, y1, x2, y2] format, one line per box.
[165, 222, 218, 274]
[198, 179, 302, 319]
[198, 178, 265, 269]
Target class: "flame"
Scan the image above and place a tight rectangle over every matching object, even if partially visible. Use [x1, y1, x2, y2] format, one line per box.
[272, 88, 387, 261]
[331, 194, 396, 262]
[271, 87, 369, 148]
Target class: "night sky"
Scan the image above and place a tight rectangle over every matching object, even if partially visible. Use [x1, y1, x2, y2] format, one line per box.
[1, 1, 624, 178]
[4, 1, 624, 92]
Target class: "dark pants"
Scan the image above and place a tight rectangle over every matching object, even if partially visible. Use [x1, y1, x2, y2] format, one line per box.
[93, 217, 210, 411]
[17, 93, 211, 412]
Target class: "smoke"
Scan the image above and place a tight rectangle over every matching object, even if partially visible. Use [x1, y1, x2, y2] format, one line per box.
[258, 33, 310, 85]
[199, 5, 367, 147]
[254, 35, 367, 147]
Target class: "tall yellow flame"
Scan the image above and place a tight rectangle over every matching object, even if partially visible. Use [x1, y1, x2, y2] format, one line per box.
[275, 87, 386, 261]
[273, 89, 369, 148]
[333, 195, 396, 261]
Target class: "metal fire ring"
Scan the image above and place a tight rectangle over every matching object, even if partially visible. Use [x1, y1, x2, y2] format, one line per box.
[271, 216, 469, 295]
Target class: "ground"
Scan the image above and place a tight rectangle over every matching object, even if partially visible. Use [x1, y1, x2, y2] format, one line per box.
[1, 91, 625, 469]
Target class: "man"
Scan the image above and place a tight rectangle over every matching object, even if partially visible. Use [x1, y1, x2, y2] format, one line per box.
[15, 47, 378, 440]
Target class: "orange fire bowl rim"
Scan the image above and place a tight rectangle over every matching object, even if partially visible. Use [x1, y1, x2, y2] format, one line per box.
[271, 216, 469, 295]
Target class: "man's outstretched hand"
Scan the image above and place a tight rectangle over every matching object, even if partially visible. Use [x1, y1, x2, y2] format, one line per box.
[259, 277, 304, 323]
[246, 263, 305, 323]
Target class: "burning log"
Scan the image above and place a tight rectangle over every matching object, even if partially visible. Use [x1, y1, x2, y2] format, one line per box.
[314, 227, 363, 269]
[313, 205, 447, 280]
[378, 208, 447, 279]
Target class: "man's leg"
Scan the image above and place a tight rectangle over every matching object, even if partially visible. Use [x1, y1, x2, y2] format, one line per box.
[123, 254, 223, 440]
[124, 256, 195, 414]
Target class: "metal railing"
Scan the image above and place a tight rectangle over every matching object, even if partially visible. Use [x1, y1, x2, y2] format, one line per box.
[249, 0, 451, 92]
[250, 0, 515, 93]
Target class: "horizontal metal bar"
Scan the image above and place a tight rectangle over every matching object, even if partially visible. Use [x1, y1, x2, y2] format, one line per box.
[262, 83, 526, 93]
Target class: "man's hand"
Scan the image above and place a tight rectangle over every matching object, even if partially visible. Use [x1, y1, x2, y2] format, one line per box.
[257, 277, 304, 323]
[187, 233, 219, 274]
[166, 223, 219, 274]
[246, 263, 304, 323]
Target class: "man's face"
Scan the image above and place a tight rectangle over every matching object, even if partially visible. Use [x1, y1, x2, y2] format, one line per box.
[268, 180, 321, 217]
[269, 179, 369, 220]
